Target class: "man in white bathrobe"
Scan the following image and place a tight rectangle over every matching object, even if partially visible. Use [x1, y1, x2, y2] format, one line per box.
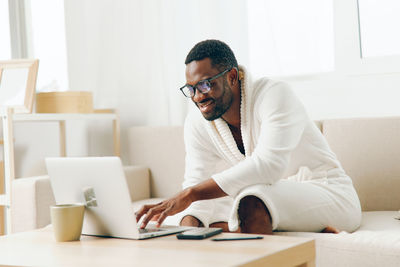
[136, 40, 362, 234]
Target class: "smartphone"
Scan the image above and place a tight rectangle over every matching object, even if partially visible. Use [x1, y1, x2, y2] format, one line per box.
[211, 236, 264, 241]
[176, 227, 223, 240]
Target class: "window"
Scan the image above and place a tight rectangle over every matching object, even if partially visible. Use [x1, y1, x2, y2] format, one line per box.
[334, 0, 400, 75]
[358, 0, 400, 58]
[247, 0, 334, 78]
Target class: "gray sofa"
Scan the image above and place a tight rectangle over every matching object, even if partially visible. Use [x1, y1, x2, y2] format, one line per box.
[12, 117, 400, 266]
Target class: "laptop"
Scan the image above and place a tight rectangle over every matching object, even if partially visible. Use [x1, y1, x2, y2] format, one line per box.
[46, 156, 187, 239]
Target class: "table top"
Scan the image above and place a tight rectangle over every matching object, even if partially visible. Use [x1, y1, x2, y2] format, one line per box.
[0, 228, 315, 267]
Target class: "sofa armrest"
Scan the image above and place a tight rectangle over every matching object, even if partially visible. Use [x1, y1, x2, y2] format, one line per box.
[124, 166, 150, 201]
[11, 175, 55, 233]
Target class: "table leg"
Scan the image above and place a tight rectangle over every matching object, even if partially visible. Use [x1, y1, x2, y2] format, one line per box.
[59, 121, 66, 157]
[2, 108, 16, 234]
[0, 161, 4, 235]
[113, 114, 120, 157]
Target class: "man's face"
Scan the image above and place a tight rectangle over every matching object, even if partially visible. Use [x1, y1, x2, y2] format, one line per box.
[185, 58, 233, 121]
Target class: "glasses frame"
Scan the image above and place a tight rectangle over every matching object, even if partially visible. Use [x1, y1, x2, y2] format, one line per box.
[180, 67, 232, 98]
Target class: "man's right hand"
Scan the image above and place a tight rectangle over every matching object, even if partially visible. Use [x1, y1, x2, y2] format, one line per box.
[180, 215, 203, 227]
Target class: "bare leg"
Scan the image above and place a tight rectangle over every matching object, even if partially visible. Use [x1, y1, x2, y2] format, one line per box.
[180, 215, 203, 227]
[321, 226, 339, 234]
[238, 195, 272, 235]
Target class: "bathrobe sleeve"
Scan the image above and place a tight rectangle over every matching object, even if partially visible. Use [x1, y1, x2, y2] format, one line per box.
[176, 112, 219, 227]
[212, 82, 308, 197]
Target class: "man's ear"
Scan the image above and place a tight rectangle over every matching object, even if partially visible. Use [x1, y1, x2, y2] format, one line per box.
[229, 68, 239, 86]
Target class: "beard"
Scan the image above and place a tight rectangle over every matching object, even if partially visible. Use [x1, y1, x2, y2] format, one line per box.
[198, 80, 234, 121]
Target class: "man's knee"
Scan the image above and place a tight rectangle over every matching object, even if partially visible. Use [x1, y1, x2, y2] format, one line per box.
[238, 195, 272, 234]
[238, 196, 269, 217]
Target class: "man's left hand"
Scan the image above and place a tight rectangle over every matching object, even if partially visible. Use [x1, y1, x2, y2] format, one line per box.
[135, 188, 194, 228]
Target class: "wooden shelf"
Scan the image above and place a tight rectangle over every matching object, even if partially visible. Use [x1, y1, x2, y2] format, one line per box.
[11, 113, 118, 122]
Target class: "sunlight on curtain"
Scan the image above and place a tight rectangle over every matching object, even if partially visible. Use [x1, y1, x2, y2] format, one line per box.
[247, 0, 334, 78]
[0, 0, 12, 59]
[63, 0, 335, 129]
[30, 0, 69, 91]
[64, 0, 248, 126]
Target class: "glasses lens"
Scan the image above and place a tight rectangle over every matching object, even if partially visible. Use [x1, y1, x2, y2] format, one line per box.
[182, 85, 194, 97]
[196, 81, 211, 93]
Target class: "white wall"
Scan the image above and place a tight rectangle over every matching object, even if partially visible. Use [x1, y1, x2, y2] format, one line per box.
[287, 73, 400, 120]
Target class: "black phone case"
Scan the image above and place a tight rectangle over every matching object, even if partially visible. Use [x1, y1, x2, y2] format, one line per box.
[176, 228, 223, 240]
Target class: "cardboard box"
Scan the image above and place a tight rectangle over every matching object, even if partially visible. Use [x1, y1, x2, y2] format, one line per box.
[36, 92, 93, 113]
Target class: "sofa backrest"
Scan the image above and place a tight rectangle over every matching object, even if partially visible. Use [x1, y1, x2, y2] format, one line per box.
[128, 126, 185, 198]
[128, 117, 400, 211]
[322, 117, 400, 211]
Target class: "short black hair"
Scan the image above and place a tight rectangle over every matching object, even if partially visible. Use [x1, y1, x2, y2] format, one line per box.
[185, 39, 238, 71]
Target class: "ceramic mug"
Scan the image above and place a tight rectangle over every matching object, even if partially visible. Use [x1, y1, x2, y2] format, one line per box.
[50, 204, 85, 242]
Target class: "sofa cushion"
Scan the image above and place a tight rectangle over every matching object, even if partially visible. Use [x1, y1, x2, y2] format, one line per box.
[357, 211, 400, 232]
[11, 176, 55, 233]
[277, 211, 400, 267]
[123, 166, 150, 202]
[322, 117, 400, 211]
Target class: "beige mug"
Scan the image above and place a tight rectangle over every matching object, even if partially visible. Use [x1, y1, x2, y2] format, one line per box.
[50, 204, 85, 242]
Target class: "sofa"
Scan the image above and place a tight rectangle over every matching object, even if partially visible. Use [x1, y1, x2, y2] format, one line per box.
[11, 117, 400, 266]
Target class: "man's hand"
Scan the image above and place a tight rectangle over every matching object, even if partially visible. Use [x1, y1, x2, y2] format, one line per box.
[136, 188, 194, 228]
[136, 178, 227, 228]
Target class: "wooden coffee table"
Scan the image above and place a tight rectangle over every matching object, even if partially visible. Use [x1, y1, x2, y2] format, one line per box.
[0, 227, 315, 267]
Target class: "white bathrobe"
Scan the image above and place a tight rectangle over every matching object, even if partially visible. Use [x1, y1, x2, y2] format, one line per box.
[176, 66, 362, 232]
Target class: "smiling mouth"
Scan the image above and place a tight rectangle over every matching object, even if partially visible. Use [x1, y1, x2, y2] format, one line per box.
[197, 99, 214, 113]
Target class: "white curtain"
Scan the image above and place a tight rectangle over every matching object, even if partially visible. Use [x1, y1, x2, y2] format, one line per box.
[63, 0, 249, 159]
[64, 0, 249, 127]
[64, 0, 334, 125]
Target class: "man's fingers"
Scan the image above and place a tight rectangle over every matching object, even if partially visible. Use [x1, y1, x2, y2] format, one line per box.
[135, 205, 148, 222]
[141, 206, 163, 228]
[136, 200, 184, 228]
[156, 210, 170, 227]
[135, 204, 155, 222]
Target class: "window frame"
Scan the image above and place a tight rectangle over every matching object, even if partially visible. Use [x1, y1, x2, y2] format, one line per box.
[334, 0, 400, 76]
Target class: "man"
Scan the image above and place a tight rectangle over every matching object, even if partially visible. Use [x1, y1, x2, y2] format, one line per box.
[136, 40, 361, 234]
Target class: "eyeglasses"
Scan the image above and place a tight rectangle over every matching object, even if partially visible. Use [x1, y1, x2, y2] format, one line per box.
[180, 68, 232, 98]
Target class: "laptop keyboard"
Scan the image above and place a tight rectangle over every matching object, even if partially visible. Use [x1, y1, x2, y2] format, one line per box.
[139, 228, 164, 234]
